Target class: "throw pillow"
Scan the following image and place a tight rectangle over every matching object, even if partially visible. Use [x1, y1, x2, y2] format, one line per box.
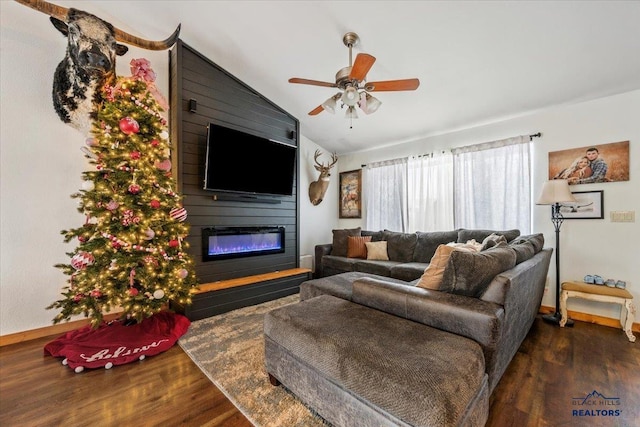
[417, 244, 476, 290]
[440, 242, 517, 297]
[347, 235, 372, 258]
[330, 227, 361, 257]
[416, 244, 456, 290]
[480, 233, 507, 251]
[365, 241, 389, 260]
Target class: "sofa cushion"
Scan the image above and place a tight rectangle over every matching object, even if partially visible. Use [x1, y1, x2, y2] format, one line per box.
[330, 227, 361, 257]
[480, 233, 507, 251]
[365, 241, 389, 260]
[300, 271, 411, 301]
[510, 233, 544, 253]
[441, 242, 517, 297]
[412, 230, 459, 263]
[321, 255, 360, 273]
[389, 262, 429, 281]
[511, 240, 536, 264]
[383, 230, 417, 262]
[347, 235, 372, 258]
[457, 229, 520, 244]
[354, 259, 400, 277]
[361, 230, 384, 241]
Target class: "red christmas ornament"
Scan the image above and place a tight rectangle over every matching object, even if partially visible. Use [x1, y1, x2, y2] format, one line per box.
[73, 294, 84, 302]
[150, 139, 159, 147]
[155, 159, 172, 172]
[130, 151, 141, 160]
[90, 289, 103, 298]
[168, 239, 179, 248]
[170, 207, 188, 222]
[150, 199, 161, 209]
[119, 117, 140, 135]
[128, 184, 141, 194]
[71, 251, 95, 270]
[128, 287, 139, 296]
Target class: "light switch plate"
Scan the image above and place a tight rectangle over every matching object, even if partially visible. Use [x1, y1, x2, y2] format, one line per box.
[610, 211, 635, 222]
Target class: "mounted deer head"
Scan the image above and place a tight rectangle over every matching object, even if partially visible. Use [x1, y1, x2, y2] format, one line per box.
[309, 149, 338, 206]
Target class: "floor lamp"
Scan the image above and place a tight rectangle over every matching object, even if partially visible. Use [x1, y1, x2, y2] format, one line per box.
[536, 180, 577, 326]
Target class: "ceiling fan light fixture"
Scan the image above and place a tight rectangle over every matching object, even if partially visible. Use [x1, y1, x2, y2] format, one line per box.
[345, 106, 358, 119]
[341, 86, 359, 106]
[321, 96, 337, 114]
[363, 93, 382, 114]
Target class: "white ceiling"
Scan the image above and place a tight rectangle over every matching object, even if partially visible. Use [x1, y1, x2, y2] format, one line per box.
[11, 1, 640, 154]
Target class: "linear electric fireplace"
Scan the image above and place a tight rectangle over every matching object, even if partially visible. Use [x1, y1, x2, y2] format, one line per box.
[202, 226, 285, 261]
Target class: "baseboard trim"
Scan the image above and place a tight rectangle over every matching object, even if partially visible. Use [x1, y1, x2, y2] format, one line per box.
[0, 312, 123, 347]
[540, 305, 640, 333]
[2, 305, 637, 347]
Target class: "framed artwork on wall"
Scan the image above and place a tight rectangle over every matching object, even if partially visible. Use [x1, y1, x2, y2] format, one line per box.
[548, 140, 629, 185]
[339, 169, 362, 218]
[560, 190, 604, 219]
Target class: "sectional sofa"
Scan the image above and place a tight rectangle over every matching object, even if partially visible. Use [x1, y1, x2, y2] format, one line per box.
[265, 229, 551, 426]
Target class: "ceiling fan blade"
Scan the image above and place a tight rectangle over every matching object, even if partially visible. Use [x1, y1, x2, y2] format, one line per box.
[365, 78, 420, 92]
[308, 105, 325, 116]
[289, 78, 337, 88]
[349, 53, 376, 81]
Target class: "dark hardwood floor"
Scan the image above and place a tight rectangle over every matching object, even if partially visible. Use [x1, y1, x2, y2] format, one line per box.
[1, 316, 638, 426]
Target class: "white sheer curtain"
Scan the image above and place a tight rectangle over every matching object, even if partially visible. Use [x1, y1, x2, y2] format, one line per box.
[407, 152, 454, 232]
[453, 135, 531, 233]
[364, 158, 408, 232]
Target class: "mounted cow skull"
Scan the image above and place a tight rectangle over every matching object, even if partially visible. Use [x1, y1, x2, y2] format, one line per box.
[15, 0, 180, 134]
[309, 150, 338, 206]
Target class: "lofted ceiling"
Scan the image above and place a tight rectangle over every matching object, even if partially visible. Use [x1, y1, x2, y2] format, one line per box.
[8, 1, 640, 154]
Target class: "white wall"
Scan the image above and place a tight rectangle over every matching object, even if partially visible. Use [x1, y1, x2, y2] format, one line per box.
[298, 136, 340, 268]
[338, 90, 640, 321]
[0, 3, 168, 335]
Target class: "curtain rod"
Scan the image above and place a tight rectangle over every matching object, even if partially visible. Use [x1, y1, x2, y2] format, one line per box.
[361, 132, 542, 168]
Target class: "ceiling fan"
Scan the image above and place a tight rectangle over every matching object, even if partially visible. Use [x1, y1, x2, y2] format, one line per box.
[289, 32, 420, 121]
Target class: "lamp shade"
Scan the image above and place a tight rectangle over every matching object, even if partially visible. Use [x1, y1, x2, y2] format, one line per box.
[364, 93, 382, 114]
[536, 180, 577, 205]
[321, 96, 337, 114]
[341, 86, 359, 106]
[345, 106, 358, 119]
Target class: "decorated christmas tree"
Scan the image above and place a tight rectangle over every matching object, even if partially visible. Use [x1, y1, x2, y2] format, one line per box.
[49, 59, 197, 328]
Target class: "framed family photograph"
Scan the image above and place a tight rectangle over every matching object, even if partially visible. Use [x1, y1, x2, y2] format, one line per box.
[560, 190, 604, 219]
[339, 169, 362, 218]
[548, 140, 629, 185]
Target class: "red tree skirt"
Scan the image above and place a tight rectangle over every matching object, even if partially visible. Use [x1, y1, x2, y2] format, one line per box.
[44, 311, 190, 372]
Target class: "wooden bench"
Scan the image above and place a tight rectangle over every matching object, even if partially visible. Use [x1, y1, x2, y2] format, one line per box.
[560, 281, 636, 342]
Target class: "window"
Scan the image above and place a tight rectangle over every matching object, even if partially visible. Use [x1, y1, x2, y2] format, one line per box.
[453, 136, 531, 233]
[364, 135, 531, 234]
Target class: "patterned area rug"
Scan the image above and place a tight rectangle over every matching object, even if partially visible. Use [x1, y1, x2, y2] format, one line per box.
[178, 295, 329, 427]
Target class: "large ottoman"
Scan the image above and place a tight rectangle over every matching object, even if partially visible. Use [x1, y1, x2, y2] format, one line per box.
[264, 295, 489, 427]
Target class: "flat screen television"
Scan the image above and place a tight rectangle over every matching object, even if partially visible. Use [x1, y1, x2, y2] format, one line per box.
[204, 122, 297, 196]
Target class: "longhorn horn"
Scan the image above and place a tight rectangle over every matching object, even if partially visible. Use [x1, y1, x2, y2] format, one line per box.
[113, 24, 181, 50]
[14, 0, 68, 21]
[14, 0, 181, 50]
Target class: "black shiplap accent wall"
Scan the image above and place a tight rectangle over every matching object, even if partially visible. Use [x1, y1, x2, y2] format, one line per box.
[169, 41, 300, 284]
